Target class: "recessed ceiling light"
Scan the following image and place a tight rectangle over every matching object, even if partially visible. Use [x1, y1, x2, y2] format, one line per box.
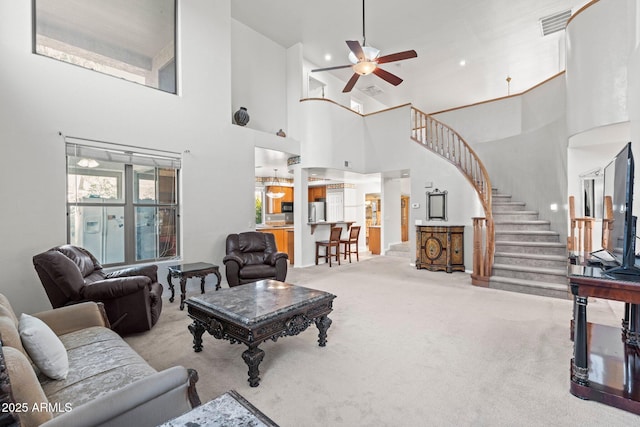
[324, 54, 332, 61]
[459, 59, 466, 66]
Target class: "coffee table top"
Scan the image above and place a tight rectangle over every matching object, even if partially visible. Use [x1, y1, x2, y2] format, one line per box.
[168, 262, 218, 273]
[158, 390, 278, 427]
[186, 280, 335, 326]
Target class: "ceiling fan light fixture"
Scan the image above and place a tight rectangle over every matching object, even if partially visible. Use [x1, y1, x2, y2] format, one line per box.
[353, 61, 377, 75]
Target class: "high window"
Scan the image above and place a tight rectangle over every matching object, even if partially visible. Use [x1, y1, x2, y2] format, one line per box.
[66, 139, 181, 266]
[33, 0, 177, 94]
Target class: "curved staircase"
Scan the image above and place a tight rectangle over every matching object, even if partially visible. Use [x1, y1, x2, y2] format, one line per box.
[410, 105, 568, 299]
[490, 191, 569, 299]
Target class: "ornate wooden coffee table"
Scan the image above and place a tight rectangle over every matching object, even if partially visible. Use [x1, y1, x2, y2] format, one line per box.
[167, 262, 222, 310]
[185, 280, 336, 387]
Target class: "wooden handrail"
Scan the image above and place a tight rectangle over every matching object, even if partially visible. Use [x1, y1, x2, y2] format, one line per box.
[410, 107, 494, 285]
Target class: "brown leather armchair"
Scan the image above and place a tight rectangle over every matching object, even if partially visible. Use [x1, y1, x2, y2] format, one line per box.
[32, 245, 163, 335]
[223, 232, 288, 287]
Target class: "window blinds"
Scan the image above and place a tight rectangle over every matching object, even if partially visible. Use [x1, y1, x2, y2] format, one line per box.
[65, 137, 181, 169]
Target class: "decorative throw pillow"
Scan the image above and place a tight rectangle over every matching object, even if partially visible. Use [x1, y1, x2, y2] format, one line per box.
[18, 313, 69, 380]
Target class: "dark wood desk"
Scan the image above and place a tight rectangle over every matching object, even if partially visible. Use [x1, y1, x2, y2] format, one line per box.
[568, 263, 640, 414]
[186, 280, 336, 387]
[167, 262, 222, 310]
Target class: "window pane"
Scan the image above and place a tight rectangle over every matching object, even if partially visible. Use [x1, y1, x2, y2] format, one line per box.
[134, 166, 156, 203]
[34, 0, 177, 94]
[67, 158, 124, 203]
[69, 205, 125, 264]
[136, 206, 157, 261]
[158, 168, 177, 204]
[158, 207, 178, 258]
[134, 166, 177, 204]
[135, 206, 178, 260]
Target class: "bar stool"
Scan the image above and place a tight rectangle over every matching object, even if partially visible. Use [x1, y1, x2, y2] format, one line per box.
[341, 225, 361, 263]
[315, 227, 342, 267]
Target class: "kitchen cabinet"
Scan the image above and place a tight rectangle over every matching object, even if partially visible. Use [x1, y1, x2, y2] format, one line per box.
[287, 229, 294, 264]
[257, 227, 293, 261]
[368, 226, 381, 255]
[265, 187, 293, 213]
[308, 186, 326, 202]
[416, 225, 464, 273]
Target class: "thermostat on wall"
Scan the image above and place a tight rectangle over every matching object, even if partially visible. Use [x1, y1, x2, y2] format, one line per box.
[411, 203, 420, 208]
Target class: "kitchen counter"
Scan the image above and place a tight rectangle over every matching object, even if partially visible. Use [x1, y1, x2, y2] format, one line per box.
[308, 221, 354, 234]
[256, 226, 294, 263]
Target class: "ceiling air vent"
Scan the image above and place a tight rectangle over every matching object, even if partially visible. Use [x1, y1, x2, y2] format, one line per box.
[360, 85, 383, 97]
[540, 9, 571, 36]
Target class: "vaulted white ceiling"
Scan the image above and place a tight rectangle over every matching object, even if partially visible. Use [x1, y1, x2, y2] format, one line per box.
[232, 0, 589, 113]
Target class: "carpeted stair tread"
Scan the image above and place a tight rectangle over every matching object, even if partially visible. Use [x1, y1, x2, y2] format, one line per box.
[493, 201, 526, 206]
[492, 263, 566, 276]
[495, 230, 558, 236]
[493, 210, 539, 215]
[494, 220, 550, 225]
[494, 240, 566, 248]
[494, 252, 567, 262]
[489, 276, 570, 299]
[385, 251, 411, 258]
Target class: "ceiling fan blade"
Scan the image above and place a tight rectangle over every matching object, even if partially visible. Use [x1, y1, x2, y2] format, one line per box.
[342, 73, 360, 93]
[346, 40, 365, 61]
[376, 50, 418, 64]
[311, 64, 354, 73]
[373, 67, 403, 86]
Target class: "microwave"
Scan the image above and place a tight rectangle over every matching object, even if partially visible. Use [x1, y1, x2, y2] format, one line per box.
[281, 202, 294, 212]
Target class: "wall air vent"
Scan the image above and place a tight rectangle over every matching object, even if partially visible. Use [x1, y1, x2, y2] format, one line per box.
[360, 85, 383, 97]
[540, 9, 571, 36]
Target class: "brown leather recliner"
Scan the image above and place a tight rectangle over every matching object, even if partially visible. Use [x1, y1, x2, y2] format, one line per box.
[32, 245, 163, 335]
[223, 232, 288, 287]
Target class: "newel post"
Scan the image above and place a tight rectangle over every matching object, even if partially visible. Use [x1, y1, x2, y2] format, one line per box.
[471, 217, 490, 287]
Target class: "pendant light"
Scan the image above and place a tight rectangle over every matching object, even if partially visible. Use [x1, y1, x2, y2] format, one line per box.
[266, 169, 286, 199]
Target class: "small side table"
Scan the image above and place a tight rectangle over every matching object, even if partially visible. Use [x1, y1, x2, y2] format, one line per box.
[167, 262, 221, 310]
[157, 390, 279, 427]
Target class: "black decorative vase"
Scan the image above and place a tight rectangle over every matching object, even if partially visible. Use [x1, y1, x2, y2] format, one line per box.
[234, 107, 250, 126]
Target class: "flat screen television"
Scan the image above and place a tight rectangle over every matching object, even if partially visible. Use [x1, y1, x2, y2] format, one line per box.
[601, 142, 640, 277]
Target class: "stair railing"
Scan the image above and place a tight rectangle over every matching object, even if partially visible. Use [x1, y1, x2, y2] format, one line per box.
[410, 107, 494, 285]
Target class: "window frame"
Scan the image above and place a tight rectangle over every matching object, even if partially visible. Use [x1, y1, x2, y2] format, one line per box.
[66, 141, 181, 267]
[32, 0, 178, 94]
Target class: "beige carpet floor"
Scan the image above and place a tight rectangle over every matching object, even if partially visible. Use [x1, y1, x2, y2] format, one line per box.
[125, 256, 638, 426]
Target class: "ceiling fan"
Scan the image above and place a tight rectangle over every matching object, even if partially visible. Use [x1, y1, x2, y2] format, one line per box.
[311, 0, 417, 93]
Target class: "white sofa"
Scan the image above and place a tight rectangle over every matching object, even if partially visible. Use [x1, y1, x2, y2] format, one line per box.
[0, 293, 200, 427]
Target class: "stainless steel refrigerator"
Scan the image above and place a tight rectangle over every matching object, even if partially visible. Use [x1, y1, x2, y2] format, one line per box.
[308, 202, 326, 223]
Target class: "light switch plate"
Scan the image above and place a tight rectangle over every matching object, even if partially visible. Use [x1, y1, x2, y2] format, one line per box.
[411, 203, 420, 208]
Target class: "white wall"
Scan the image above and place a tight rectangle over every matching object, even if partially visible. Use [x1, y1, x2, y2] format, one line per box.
[363, 105, 480, 269]
[302, 59, 388, 113]
[300, 101, 366, 172]
[433, 75, 568, 240]
[231, 19, 288, 135]
[0, 0, 258, 314]
[566, 0, 636, 137]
